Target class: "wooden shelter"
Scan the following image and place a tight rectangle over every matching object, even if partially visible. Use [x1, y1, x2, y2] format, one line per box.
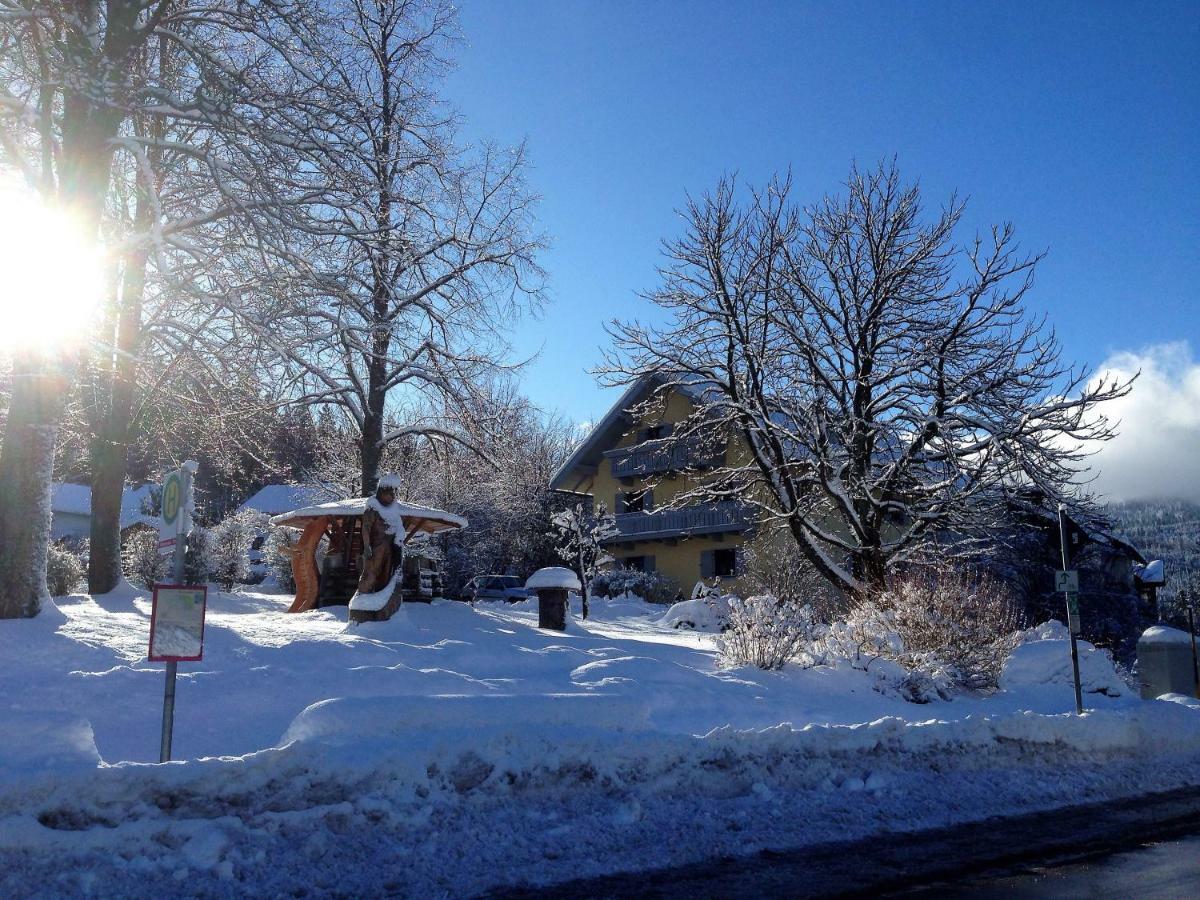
[270, 498, 466, 619]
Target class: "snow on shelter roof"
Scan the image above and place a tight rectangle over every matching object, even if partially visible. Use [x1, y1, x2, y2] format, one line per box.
[269, 497, 467, 535]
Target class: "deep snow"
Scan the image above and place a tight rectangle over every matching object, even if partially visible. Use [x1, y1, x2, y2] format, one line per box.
[2, 586, 1199, 897]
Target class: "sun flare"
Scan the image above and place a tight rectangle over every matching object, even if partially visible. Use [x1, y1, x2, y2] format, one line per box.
[0, 181, 104, 355]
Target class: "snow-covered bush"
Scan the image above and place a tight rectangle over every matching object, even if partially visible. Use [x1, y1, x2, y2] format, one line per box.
[45, 543, 85, 596]
[716, 593, 821, 670]
[743, 537, 846, 619]
[122, 529, 168, 589]
[591, 568, 681, 605]
[183, 528, 212, 584]
[205, 509, 268, 590]
[881, 567, 1025, 691]
[819, 566, 1025, 696]
[265, 527, 300, 592]
[661, 593, 732, 631]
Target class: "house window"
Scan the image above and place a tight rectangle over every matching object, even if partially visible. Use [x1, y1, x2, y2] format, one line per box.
[701, 547, 742, 579]
[637, 423, 674, 443]
[616, 489, 653, 514]
[622, 555, 655, 573]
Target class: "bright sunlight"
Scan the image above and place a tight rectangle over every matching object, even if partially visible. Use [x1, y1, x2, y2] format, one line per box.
[0, 179, 104, 354]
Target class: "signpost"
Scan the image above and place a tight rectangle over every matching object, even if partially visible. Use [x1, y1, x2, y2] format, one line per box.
[1057, 505, 1085, 715]
[152, 461, 201, 762]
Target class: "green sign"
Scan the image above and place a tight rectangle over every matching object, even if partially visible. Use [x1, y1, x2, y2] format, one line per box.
[162, 469, 182, 529]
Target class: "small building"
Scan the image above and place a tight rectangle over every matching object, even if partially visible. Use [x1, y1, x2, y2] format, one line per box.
[270, 497, 466, 621]
[50, 482, 158, 543]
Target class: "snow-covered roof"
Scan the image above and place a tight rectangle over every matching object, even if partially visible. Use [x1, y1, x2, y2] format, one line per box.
[270, 497, 467, 535]
[550, 373, 717, 492]
[525, 567, 581, 591]
[239, 483, 331, 516]
[1134, 559, 1166, 585]
[51, 482, 158, 530]
[51, 483, 92, 516]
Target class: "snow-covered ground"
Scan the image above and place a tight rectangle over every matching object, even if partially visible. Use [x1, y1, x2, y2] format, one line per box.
[2, 586, 1199, 897]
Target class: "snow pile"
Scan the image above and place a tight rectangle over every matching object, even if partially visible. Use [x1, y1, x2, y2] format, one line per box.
[0, 712, 101, 788]
[1139, 624, 1195, 645]
[1001, 626, 1128, 697]
[660, 596, 728, 631]
[348, 567, 401, 612]
[525, 566, 581, 591]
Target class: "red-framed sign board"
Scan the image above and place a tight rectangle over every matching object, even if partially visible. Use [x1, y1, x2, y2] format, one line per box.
[148, 584, 208, 662]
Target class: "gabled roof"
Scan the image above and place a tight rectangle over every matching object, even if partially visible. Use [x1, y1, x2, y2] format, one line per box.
[549, 374, 666, 492]
[50, 482, 158, 530]
[239, 483, 332, 516]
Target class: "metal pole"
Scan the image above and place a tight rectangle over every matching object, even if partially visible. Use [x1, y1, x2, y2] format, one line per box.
[159, 659, 177, 762]
[159, 465, 190, 762]
[1188, 604, 1199, 701]
[1058, 505, 1085, 715]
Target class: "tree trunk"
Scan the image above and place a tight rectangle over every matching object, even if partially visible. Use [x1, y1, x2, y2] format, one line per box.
[0, 359, 70, 617]
[361, 409, 384, 497]
[87, 215, 150, 593]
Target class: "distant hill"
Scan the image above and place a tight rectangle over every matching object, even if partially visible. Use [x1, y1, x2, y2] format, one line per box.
[1106, 499, 1200, 608]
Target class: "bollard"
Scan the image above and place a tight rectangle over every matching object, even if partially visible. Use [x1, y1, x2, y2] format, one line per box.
[524, 567, 582, 632]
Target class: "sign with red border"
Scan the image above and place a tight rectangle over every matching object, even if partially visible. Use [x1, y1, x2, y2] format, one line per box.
[149, 584, 208, 662]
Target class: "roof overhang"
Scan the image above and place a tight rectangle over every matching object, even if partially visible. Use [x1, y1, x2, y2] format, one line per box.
[270, 497, 467, 536]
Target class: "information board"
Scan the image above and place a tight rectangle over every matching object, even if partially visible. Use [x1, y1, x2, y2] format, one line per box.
[149, 585, 208, 662]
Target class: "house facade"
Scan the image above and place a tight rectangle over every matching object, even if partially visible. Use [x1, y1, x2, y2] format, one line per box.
[550, 376, 761, 596]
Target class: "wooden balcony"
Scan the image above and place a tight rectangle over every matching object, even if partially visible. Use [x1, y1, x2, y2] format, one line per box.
[608, 501, 752, 544]
[605, 438, 725, 481]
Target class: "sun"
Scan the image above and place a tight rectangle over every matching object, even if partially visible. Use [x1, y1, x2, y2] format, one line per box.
[0, 180, 105, 355]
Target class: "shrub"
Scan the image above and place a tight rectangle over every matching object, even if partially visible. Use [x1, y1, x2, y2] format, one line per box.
[265, 527, 299, 592]
[715, 593, 821, 670]
[591, 568, 681, 605]
[742, 535, 846, 620]
[205, 509, 268, 591]
[880, 566, 1025, 691]
[46, 542, 85, 596]
[820, 565, 1025, 695]
[122, 529, 169, 589]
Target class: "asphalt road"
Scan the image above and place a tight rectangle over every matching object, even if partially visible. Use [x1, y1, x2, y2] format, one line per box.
[903, 834, 1200, 898]
[492, 785, 1200, 899]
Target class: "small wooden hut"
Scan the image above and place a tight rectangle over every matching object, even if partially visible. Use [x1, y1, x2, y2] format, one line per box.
[270, 498, 466, 621]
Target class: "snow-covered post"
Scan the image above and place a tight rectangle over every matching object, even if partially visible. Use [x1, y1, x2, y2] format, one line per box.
[526, 567, 581, 631]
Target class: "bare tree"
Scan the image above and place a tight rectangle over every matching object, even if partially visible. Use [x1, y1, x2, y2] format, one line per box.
[256, 0, 544, 496]
[0, 1, 337, 607]
[605, 162, 1133, 597]
[551, 502, 618, 620]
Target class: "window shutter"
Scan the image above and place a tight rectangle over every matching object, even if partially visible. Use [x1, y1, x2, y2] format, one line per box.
[735, 548, 746, 576]
[700, 550, 715, 579]
[615, 492, 627, 514]
[645, 555, 656, 573]
[660, 423, 675, 438]
[643, 490, 654, 512]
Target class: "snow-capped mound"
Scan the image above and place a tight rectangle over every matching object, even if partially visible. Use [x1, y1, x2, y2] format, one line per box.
[525, 567, 581, 591]
[1001, 627, 1127, 697]
[660, 596, 728, 631]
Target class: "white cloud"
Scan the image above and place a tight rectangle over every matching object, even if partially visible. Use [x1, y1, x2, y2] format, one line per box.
[1086, 342, 1200, 503]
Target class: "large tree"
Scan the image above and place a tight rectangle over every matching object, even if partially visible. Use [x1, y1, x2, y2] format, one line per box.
[605, 163, 1132, 596]
[256, 0, 544, 496]
[0, 1, 334, 604]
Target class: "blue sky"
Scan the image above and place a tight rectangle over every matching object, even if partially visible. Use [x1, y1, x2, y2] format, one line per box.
[444, 0, 1199, 427]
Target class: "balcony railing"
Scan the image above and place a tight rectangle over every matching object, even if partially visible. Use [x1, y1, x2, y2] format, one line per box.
[605, 438, 725, 480]
[609, 501, 752, 543]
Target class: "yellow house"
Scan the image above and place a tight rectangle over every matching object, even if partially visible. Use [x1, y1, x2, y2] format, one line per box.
[550, 375, 761, 597]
